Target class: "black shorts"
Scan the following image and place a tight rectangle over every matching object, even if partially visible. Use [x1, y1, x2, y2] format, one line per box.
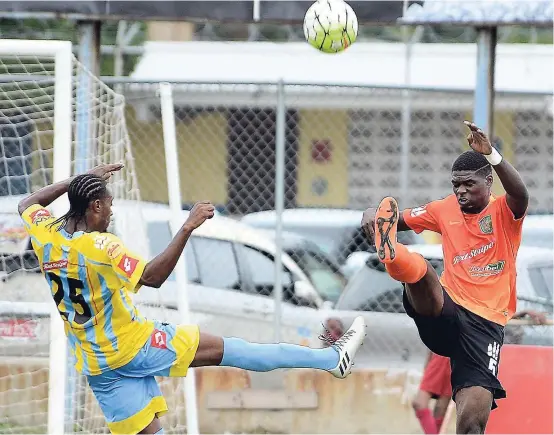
[403, 287, 506, 409]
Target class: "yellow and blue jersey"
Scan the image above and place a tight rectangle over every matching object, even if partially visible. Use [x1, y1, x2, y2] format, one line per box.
[21, 204, 154, 376]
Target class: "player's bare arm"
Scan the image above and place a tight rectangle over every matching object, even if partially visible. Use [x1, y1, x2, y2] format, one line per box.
[138, 201, 215, 288]
[17, 163, 124, 215]
[464, 121, 529, 219]
[367, 122, 532, 433]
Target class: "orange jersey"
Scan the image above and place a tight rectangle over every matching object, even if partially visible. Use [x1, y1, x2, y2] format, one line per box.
[404, 194, 524, 326]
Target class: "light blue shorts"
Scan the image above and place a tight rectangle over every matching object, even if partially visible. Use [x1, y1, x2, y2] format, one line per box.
[86, 321, 200, 434]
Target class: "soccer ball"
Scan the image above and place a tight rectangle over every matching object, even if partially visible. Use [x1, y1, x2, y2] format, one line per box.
[303, 0, 358, 54]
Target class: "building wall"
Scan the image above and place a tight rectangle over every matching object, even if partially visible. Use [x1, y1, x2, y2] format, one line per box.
[296, 109, 349, 207]
[126, 107, 228, 207]
[18, 104, 545, 218]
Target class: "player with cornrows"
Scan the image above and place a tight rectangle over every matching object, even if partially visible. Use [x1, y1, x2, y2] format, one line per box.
[19, 165, 366, 434]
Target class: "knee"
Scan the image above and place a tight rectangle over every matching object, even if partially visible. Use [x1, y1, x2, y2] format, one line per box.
[412, 393, 428, 411]
[455, 386, 492, 434]
[457, 411, 487, 434]
[412, 398, 425, 411]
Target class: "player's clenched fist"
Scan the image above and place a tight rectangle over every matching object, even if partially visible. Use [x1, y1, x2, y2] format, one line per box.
[185, 201, 215, 230]
[361, 207, 377, 244]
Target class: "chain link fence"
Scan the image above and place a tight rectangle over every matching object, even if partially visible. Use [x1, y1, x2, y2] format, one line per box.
[0, 66, 551, 433]
[107, 80, 553, 369]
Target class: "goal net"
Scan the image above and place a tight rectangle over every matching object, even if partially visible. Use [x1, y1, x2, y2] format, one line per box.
[0, 40, 185, 434]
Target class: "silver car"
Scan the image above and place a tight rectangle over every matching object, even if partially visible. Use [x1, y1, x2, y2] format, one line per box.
[334, 244, 553, 363]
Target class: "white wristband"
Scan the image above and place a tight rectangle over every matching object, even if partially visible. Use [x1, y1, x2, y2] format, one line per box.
[485, 147, 503, 166]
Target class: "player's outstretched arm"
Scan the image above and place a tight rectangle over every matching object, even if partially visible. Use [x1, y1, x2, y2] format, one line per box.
[17, 163, 124, 215]
[139, 201, 215, 288]
[464, 121, 529, 219]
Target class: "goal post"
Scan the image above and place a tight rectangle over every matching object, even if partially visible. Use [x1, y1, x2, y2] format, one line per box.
[0, 39, 154, 434]
[0, 39, 201, 435]
[0, 39, 73, 435]
[159, 82, 200, 435]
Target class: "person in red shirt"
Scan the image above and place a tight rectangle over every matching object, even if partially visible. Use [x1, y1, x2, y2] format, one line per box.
[413, 351, 452, 434]
[362, 121, 529, 434]
[412, 310, 547, 435]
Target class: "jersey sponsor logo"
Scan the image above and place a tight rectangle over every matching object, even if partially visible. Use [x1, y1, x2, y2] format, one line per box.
[94, 235, 109, 250]
[117, 254, 138, 277]
[29, 208, 51, 225]
[43, 259, 68, 271]
[410, 206, 427, 217]
[106, 241, 122, 259]
[478, 215, 494, 234]
[151, 329, 168, 349]
[469, 260, 505, 277]
[452, 241, 494, 265]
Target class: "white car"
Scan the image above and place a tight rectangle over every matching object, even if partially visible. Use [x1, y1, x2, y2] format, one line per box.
[335, 244, 553, 366]
[339, 213, 553, 278]
[132, 207, 332, 345]
[0, 197, 331, 350]
[241, 208, 424, 270]
[0, 197, 431, 365]
[521, 214, 553, 250]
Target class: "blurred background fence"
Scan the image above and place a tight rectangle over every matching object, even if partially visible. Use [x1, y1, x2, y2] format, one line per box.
[106, 78, 553, 358]
[1, 75, 551, 363]
[105, 79, 553, 215]
[0, 12, 552, 433]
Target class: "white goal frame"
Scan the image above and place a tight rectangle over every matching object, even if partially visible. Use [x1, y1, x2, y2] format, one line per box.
[159, 82, 200, 434]
[0, 40, 202, 435]
[0, 39, 73, 435]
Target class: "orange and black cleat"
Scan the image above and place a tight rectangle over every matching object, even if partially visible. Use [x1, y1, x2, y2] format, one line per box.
[375, 196, 399, 263]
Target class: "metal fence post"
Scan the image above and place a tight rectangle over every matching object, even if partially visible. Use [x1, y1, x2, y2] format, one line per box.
[473, 27, 497, 138]
[274, 79, 285, 343]
[400, 26, 423, 206]
[71, 21, 101, 434]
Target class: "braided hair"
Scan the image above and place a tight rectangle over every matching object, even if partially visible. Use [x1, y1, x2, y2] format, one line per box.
[48, 174, 108, 232]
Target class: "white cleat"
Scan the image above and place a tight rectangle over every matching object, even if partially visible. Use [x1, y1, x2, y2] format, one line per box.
[328, 316, 367, 379]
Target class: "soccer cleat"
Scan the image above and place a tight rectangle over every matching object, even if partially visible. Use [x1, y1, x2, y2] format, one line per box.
[375, 196, 399, 263]
[328, 316, 367, 379]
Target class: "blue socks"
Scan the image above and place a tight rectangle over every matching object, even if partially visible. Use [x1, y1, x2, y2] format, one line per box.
[219, 337, 339, 372]
[155, 428, 164, 434]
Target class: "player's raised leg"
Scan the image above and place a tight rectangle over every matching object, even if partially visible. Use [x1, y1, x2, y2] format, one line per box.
[373, 196, 444, 317]
[131, 317, 366, 434]
[193, 316, 366, 377]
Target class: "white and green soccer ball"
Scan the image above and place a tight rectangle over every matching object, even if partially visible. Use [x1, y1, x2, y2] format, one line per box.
[303, 0, 358, 54]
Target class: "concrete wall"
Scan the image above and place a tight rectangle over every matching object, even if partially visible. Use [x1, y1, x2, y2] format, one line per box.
[0, 361, 457, 433]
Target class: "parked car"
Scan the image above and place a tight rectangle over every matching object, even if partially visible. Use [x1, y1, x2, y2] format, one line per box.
[337, 212, 553, 279]
[0, 197, 335, 350]
[336, 244, 553, 351]
[521, 214, 553, 250]
[0, 197, 435, 367]
[256, 229, 347, 304]
[241, 208, 424, 269]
